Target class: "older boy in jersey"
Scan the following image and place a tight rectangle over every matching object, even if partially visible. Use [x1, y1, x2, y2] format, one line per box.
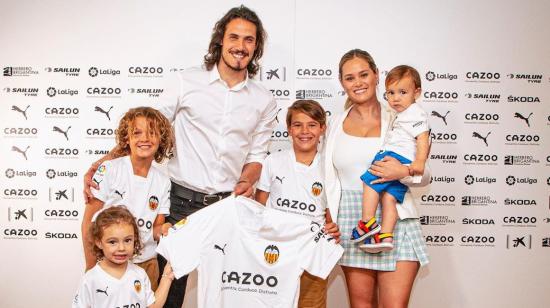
[84, 6, 277, 307]
[255, 100, 338, 308]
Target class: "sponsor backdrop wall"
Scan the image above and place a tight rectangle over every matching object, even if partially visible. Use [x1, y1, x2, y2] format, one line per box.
[1, 0, 549, 307]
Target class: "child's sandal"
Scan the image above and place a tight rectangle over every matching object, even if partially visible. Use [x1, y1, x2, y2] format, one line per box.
[350, 217, 381, 243]
[359, 232, 394, 253]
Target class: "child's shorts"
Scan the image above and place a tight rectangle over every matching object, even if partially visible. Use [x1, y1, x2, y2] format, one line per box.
[360, 150, 411, 203]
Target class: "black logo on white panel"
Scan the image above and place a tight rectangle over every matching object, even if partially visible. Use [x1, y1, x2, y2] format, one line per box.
[431, 111, 450, 125]
[472, 131, 490, 146]
[94, 106, 113, 120]
[11, 145, 30, 160]
[53, 126, 71, 141]
[11, 105, 30, 120]
[514, 112, 533, 127]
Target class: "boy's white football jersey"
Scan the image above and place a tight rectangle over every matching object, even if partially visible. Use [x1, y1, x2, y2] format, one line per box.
[157, 196, 343, 308]
[257, 150, 326, 224]
[72, 262, 155, 308]
[91, 156, 170, 262]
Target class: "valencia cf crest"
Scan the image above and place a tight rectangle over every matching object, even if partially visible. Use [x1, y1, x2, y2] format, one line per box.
[264, 245, 279, 265]
[134, 280, 141, 293]
[311, 182, 323, 196]
[148, 196, 159, 211]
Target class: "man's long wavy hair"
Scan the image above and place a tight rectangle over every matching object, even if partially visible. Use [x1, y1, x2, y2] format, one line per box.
[203, 5, 266, 77]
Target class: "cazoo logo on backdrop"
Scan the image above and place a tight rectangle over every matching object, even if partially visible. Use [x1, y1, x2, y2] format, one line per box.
[44, 67, 80, 77]
[419, 194, 456, 207]
[424, 234, 455, 247]
[296, 67, 334, 80]
[430, 131, 457, 144]
[463, 153, 498, 166]
[464, 113, 500, 125]
[422, 91, 459, 103]
[459, 234, 496, 247]
[465, 71, 501, 83]
[128, 66, 164, 78]
[507, 73, 543, 84]
[424, 71, 457, 82]
[270, 89, 291, 101]
[44, 106, 80, 119]
[464, 92, 500, 103]
[504, 134, 541, 146]
[3, 187, 39, 200]
[260, 66, 287, 81]
[3, 127, 38, 138]
[85, 87, 122, 99]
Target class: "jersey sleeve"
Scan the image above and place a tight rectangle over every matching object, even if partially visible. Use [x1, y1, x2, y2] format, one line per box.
[158, 176, 171, 216]
[256, 154, 273, 192]
[90, 161, 112, 202]
[401, 107, 429, 138]
[72, 277, 92, 308]
[300, 226, 344, 279]
[157, 202, 221, 278]
[143, 272, 156, 306]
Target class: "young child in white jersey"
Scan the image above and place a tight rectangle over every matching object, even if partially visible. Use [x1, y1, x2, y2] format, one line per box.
[350, 65, 430, 253]
[74, 206, 174, 308]
[255, 99, 339, 308]
[82, 107, 174, 290]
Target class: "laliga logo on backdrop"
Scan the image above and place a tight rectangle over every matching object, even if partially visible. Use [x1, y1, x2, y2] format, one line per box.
[88, 67, 98, 77]
[47, 87, 56, 97]
[264, 245, 279, 265]
[425, 71, 436, 81]
[425, 71, 457, 81]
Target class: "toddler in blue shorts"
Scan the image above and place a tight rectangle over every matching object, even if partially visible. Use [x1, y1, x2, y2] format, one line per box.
[350, 65, 430, 253]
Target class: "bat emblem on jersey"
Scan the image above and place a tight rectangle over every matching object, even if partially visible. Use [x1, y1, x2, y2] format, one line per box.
[264, 245, 280, 265]
[311, 181, 323, 196]
[214, 243, 227, 255]
[96, 286, 108, 296]
[134, 280, 141, 293]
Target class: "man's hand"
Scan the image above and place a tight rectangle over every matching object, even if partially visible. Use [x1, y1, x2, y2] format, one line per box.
[83, 161, 102, 203]
[409, 160, 425, 176]
[234, 180, 253, 198]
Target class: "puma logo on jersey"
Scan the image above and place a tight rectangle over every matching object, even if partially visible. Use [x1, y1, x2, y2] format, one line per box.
[214, 243, 227, 255]
[115, 190, 125, 199]
[275, 176, 285, 184]
[96, 286, 108, 296]
[92, 177, 103, 187]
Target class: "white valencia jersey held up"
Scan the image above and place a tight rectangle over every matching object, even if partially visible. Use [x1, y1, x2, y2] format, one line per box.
[157, 196, 343, 308]
[72, 262, 155, 308]
[91, 156, 170, 262]
[257, 150, 326, 224]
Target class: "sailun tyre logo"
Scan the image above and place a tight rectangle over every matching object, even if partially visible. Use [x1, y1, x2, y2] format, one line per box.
[264, 245, 280, 265]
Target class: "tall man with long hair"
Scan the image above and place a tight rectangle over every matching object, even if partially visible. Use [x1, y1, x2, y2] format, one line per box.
[84, 5, 277, 307]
